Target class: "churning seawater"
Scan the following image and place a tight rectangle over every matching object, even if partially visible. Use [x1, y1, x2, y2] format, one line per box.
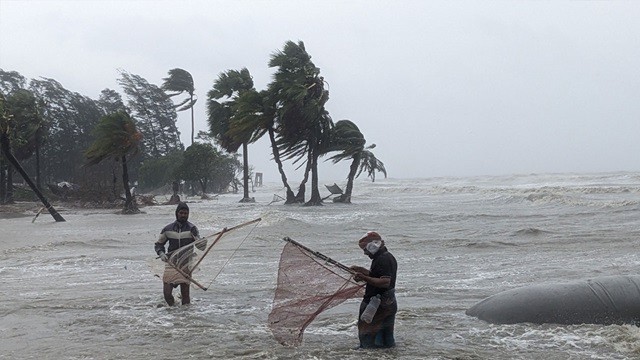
[3, 172, 640, 360]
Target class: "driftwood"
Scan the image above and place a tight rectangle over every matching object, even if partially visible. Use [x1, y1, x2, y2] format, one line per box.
[136, 194, 157, 206]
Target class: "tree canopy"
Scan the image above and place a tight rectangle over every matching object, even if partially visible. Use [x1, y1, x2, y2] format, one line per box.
[0, 40, 387, 207]
[162, 68, 197, 145]
[85, 111, 142, 213]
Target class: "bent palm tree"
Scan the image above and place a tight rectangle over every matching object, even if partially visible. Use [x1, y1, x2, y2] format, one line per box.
[325, 119, 387, 202]
[324, 120, 367, 203]
[268, 40, 333, 205]
[162, 68, 197, 144]
[357, 148, 387, 183]
[0, 93, 65, 221]
[207, 68, 255, 202]
[232, 88, 297, 203]
[85, 111, 142, 214]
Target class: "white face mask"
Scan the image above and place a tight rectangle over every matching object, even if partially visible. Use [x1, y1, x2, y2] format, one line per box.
[365, 240, 382, 255]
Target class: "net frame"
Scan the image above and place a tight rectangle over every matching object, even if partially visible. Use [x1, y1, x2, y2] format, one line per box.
[162, 218, 262, 290]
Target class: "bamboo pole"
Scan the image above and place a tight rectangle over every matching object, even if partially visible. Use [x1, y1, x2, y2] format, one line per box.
[160, 217, 262, 290]
[192, 217, 261, 272]
[282, 236, 357, 274]
[164, 260, 208, 291]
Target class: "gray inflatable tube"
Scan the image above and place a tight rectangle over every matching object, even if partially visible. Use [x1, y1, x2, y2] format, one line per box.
[466, 275, 640, 325]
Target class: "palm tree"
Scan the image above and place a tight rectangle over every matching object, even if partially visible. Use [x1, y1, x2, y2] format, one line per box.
[0, 93, 65, 221]
[4, 89, 38, 202]
[207, 68, 255, 202]
[324, 120, 387, 202]
[84, 111, 142, 214]
[162, 68, 197, 144]
[324, 120, 365, 203]
[268, 40, 333, 205]
[231, 88, 297, 203]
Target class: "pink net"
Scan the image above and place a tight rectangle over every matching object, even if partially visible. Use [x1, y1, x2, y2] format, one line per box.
[268, 241, 365, 347]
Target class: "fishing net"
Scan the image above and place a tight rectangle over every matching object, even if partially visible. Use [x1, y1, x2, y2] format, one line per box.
[162, 236, 208, 288]
[155, 218, 261, 290]
[268, 239, 365, 347]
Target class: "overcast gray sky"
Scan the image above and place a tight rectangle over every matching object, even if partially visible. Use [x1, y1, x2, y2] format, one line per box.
[1, 0, 640, 181]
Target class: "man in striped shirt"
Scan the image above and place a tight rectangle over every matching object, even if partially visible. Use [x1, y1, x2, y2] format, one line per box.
[155, 202, 201, 306]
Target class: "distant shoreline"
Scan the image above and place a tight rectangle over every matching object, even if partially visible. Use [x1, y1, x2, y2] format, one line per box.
[0, 196, 176, 220]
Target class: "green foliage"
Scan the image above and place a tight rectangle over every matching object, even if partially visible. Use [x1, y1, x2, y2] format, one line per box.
[162, 68, 197, 145]
[162, 68, 196, 111]
[0, 93, 7, 135]
[0, 69, 27, 95]
[206, 98, 237, 151]
[207, 68, 258, 199]
[29, 77, 103, 183]
[4, 89, 43, 161]
[175, 142, 240, 194]
[325, 119, 366, 162]
[84, 111, 141, 213]
[207, 67, 254, 152]
[137, 151, 183, 191]
[358, 149, 387, 181]
[267, 40, 333, 204]
[208, 68, 253, 99]
[0, 42, 389, 202]
[85, 111, 141, 166]
[97, 88, 128, 114]
[118, 70, 183, 158]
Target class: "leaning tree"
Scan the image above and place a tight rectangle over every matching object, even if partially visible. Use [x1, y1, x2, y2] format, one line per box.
[0, 93, 65, 221]
[207, 68, 255, 203]
[268, 40, 333, 205]
[232, 88, 297, 203]
[323, 119, 366, 203]
[84, 111, 142, 214]
[162, 68, 197, 145]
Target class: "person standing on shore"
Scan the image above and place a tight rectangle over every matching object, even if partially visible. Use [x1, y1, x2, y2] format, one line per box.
[350, 231, 398, 348]
[154, 202, 201, 306]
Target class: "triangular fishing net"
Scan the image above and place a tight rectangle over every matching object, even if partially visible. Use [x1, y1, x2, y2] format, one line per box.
[159, 218, 261, 290]
[268, 239, 365, 347]
[162, 236, 208, 288]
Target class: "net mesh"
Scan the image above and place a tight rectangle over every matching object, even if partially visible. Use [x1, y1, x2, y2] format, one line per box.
[268, 241, 365, 347]
[163, 237, 209, 287]
[159, 218, 261, 290]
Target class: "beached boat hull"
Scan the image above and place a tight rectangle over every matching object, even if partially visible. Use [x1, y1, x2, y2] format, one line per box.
[466, 275, 640, 325]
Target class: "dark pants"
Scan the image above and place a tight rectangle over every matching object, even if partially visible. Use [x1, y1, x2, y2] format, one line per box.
[163, 282, 190, 306]
[358, 294, 397, 348]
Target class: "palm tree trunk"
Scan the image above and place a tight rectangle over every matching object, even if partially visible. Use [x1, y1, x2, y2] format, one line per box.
[121, 154, 138, 213]
[0, 134, 65, 221]
[0, 159, 5, 203]
[6, 162, 13, 204]
[268, 129, 296, 203]
[336, 154, 359, 204]
[305, 150, 322, 206]
[190, 94, 195, 145]
[295, 158, 311, 203]
[35, 134, 41, 191]
[112, 166, 118, 200]
[239, 142, 253, 202]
